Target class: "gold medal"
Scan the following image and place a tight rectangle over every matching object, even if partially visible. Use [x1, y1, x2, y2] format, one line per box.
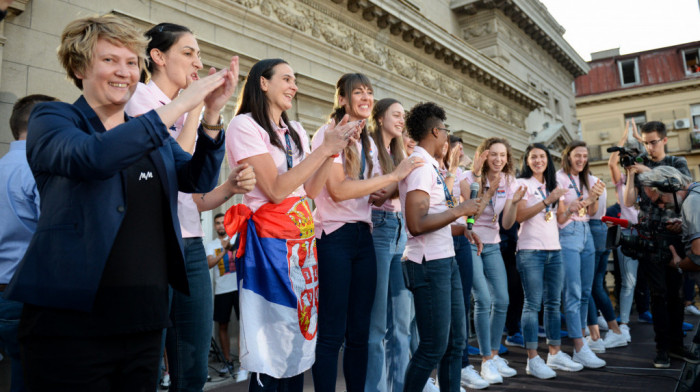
[492, 214, 498, 223]
[578, 207, 586, 217]
[544, 210, 553, 222]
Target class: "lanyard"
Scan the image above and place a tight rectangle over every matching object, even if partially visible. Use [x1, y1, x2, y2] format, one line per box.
[284, 131, 293, 171]
[359, 144, 367, 180]
[434, 167, 455, 208]
[567, 173, 582, 197]
[537, 187, 550, 213]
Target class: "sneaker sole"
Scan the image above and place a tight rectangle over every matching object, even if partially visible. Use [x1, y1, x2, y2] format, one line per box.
[461, 381, 489, 390]
[547, 363, 583, 372]
[526, 369, 556, 379]
[653, 362, 671, 368]
[604, 340, 629, 349]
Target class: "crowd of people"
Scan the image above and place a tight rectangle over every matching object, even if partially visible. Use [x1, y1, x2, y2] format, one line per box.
[2, 12, 700, 392]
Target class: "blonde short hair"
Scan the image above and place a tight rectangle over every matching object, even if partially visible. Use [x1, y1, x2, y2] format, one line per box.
[57, 14, 148, 90]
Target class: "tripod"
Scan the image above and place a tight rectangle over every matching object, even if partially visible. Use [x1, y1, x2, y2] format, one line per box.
[210, 337, 235, 375]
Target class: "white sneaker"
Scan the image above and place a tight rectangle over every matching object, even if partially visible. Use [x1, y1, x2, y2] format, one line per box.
[585, 336, 606, 353]
[597, 315, 609, 331]
[160, 373, 171, 389]
[480, 359, 504, 384]
[460, 365, 489, 390]
[492, 355, 517, 377]
[546, 351, 583, 372]
[423, 377, 440, 392]
[620, 324, 632, 343]
[218, 365, 229, 376]
[526, 355, 556, 379]
[235, 369, 249, 383]
[603, 331, 628, 349]
[686, 305, 700, 316]
[573, 344, 606, 368]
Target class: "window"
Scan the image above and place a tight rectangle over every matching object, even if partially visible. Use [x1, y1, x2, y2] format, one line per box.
[683, 49, 700, 75]
[618, 58, 640, 86]
[554, 98, 561, 117]
[692, 104, 700, 132]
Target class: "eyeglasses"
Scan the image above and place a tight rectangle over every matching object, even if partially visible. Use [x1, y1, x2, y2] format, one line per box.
[643, 139, 663, 147]
[436, 127, 451, 135]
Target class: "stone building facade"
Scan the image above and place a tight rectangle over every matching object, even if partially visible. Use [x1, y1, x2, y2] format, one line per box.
[0, 0, 586, 235]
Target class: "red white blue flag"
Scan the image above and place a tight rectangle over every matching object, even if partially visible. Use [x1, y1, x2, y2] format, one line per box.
[225, 197, 317, 378]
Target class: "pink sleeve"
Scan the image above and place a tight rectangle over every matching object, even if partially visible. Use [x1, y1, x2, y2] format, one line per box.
[517, 178, 530, 201]
[124, 83, 159, 116]
[405, 165, 434, 195]
[225, 115, 270, 167]
[506, 175, 518, 198]
[311, 124, 343, 164]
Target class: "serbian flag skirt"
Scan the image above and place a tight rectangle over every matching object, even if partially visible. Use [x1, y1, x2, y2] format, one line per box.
[224, 196, 317, 378]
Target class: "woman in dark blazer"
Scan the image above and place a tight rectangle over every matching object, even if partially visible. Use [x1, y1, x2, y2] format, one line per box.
[4, 14, 253, 391]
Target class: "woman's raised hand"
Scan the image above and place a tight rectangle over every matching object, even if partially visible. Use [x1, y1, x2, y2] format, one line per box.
[321, 115, 362, 156]
[203, 56, 240, 114]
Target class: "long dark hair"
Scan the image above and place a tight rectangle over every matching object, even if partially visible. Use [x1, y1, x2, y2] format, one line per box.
[330, 73, 374, 179]
[370, 98, 406, 175]
[141, 23, 192, 82]
[561, 140, 590, 191]
[235, 59, 303, 157]
[519, 143, 558, 195]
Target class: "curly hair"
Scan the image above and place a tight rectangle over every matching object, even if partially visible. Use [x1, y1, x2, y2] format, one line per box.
[472, 137, 515, 192]
[404, 102, 446, 142]
[58, 14, 148, 90]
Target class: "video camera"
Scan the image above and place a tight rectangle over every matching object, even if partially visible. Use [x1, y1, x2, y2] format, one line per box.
[604, 209, 684, 262]
[606, 146, 648, 168]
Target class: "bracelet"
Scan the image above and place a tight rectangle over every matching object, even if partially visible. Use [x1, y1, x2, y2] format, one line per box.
[445, 172, 455, 179]
[331, 153, 339, 158]
[542, 200, 548, 208]
[202, 115, 224, 131]
[473, 173, 482, 178]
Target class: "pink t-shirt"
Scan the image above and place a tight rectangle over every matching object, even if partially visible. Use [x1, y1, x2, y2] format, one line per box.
[372, 146, 402, 213]
[556, 169, 598, 229]
[462, 171, 517, 244]
[225, 113, 310, 212]
[400, 146, 455, 263]
[516, 177, 562, 251]
[311, 125, 381, 237]
[616, 177, 639, 224]
[124, 81, 204, 238]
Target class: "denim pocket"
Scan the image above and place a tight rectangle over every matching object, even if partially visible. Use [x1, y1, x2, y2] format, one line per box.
[402, 260, 429, 292]
[372, 213, 387, 229]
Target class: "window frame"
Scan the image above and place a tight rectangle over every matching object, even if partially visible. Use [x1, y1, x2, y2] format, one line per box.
[618, 58, 641, 87]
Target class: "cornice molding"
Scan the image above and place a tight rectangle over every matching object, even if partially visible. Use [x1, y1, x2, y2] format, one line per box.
[451, 0, 588, 78]
[576, 79, 700, 107]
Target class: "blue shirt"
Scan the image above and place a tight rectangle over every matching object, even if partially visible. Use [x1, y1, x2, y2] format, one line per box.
[0, 140, 40, 284]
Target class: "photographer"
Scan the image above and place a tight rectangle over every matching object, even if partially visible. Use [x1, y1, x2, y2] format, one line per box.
[623, 121, 698, 368]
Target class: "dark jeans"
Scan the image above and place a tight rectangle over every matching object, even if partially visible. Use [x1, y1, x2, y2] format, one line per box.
[0, 295, 24, 392]
[635, 267, 650, 314]
[587, 219, 616, 323]
[21, 330, 161, 391]
[248, 373, 304, 392]
[453, 235, 473, 368]
[167, 237, 213, 392]
[639, 259, 684, 351]
[502, 241, 523, 336]
[312, 223, 376, 392]
[403, 258, 466, 392]
[683, 273, 699, 303]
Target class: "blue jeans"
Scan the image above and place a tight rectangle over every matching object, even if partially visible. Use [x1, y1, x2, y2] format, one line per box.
[470, 243, 509, 355]
[313, 223, 376, 392]
[166, 237, 213, 392]
[516, 250, 563, 349]
[587, 220, 616, 324]
[0, 295, 25, 392]
[403, 258, 466, 392]
[453, 235, 473, 368]
[617, 229, 639, 324]
[366, 211, 412, 392]
[559, 222, 595, 339]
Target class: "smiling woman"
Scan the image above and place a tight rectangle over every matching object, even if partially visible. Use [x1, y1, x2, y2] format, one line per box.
[5, 14, 245, 391]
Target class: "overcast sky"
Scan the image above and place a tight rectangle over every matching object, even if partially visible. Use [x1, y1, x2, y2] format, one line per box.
[538, 0, 700, 61]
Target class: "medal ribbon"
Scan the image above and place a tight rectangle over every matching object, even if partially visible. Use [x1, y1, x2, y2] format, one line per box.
[284, 131, 294, 170]
[567, 173, 582, 198]
[537, 186, 550, 213]
[434, 167, 455, 208]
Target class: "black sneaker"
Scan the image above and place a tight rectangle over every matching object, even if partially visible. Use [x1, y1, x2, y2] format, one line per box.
[669, 347, 700, 364]
[654, 351, 670, 368]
